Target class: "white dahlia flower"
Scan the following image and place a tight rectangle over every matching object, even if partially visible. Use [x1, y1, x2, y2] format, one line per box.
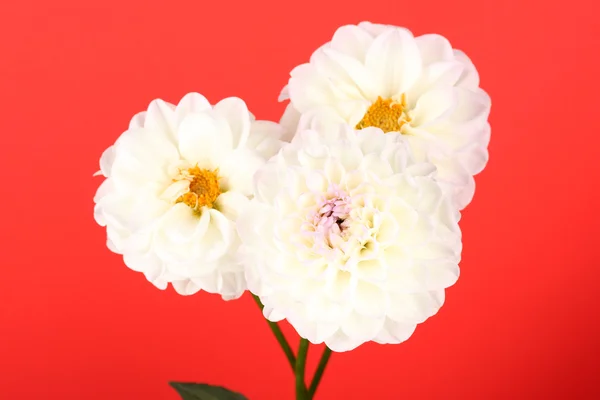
[238, 123, 462, 352]
[279, 21, 491, 209]
[93, 93, 283, 298]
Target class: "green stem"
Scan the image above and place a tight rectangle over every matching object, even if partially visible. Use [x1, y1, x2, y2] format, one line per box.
[308, 347, 332, 398]
[296, 339, 310, 400]
[252, 294, 296, 371]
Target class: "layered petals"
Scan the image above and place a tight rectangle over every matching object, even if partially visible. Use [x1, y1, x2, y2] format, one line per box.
[238, 124, 462, 351]
[94, 93, 283, 298]
[280, 22, 491, 209]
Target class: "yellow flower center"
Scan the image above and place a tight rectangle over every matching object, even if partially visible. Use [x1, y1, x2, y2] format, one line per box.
[355, 94, 411, 133]
[175, 166, 221, 211]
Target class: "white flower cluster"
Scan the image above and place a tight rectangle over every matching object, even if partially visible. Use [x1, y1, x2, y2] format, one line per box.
[94, 22, 490, 352]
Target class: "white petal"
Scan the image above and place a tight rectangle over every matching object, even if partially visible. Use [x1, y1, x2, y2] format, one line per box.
[236, 201, 273, 251]
[278, 85, 290, 102]
[93, 203, 106, 226]
[129, 111, 147, 130]
[337, 99, 372, 126]
[296, 106, 348, 137]
[159, 203, 203, 245]
[219, 149, 265, 195]
[457, 180, 475, 210]
[172, 279, 201, 296]
[153, 204, 209, 267]
[454, 88, 491, 124]
[144, 99, 177, 140]
[373, 319, 416, 344]
[150, 278, 169, 291]
[453, 50, 480, 89]
[253, 163, 283, 204]
[305, 295, 350, 324]
[262, 302, 286, 321]
[331, 24, 374, 61]
[177, 112, 233, 168]
[123, 250, 162, 274]
[215, 191, 249, 221]
[217, 271, 247, 300]
[357, 21, 391, 37]
[144, 262, 170, 290]
[106, 227, 126, 253]
[197, 209, 235, 261]
[412, 260, 460, 291]
[288, 64, 343, 112]
[422, 89, 491, 161]
[160, 180, 189, 203]
[325, 330, 365, 352]
[93, 178, 114, 204]
[387, 291, 445, 324]
[411, 87, 459, 128]
[279, 103, 301, 142]
[247, 120, 284, 159]
[374, 212, 399, 245]
[110, 128, 178, 185]
[98, 145, 115, 177]
[365, 28, 422, 97]
[310, 48, 364, 99]
[459, 124, 490, 175]
[175, 92, 212, 126]
[416, 34, 454, 65]
[353, 281, 388, 317]
[360, 153, 394, 178]
[407, 61, 465, 101]
[340, 312, 384, 343]
[213, 97, 251, 149]
[322, 47, 378, 102]
[305, 171, 328, 192]
[355, 259, 386, 283]
[324, 158, 345, 184]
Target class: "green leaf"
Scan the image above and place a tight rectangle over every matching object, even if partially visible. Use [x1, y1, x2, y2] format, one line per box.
[169, 382, 248, 400]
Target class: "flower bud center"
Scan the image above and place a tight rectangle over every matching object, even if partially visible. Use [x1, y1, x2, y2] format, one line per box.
[175, 166, 221, 211]
[355, 94, 411, 133]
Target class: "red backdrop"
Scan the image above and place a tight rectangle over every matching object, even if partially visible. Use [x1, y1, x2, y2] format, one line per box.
[1, 0, 599, 399]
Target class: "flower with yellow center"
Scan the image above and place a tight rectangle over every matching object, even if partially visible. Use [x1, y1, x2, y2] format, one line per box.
[279, 21, 492, 210]
[93, 93, 283, 298]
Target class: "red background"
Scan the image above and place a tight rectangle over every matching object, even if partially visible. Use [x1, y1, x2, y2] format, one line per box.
[1, 0, 599, 399]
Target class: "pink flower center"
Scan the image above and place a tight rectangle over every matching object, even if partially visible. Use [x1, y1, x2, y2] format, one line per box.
[310, 184, 351, 249]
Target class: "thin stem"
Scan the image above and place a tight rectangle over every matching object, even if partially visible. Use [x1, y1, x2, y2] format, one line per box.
[295, 339, 310, 400]
[252, 295, 296, 371]
[308, 347, 332, 398]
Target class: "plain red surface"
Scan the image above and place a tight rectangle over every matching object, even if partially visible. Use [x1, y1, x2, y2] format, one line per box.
[1, 0, 599, 399]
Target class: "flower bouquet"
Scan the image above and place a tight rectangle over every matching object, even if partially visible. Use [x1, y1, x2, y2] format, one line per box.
[93, 22, 491, 399]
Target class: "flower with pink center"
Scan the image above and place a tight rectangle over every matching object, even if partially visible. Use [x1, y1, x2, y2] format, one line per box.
[238, 123, 462, 352]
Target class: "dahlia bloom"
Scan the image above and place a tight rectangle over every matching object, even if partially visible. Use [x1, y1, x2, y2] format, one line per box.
[94, 93, 283, 298]
[279, 21, 491, 209]
[238, 123, 462, 351]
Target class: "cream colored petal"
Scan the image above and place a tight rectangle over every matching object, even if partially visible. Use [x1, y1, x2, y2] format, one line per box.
[177, 112, 233, 168]
[144, 99, 177, 141]
[215, 190, 249, 221]
[129, 111, 147, 130]
[331, 24, 374, 61]
[416, 34, 454, 65]
[365, 28, 422, 97]
[213, 97, 251, 149]
[219, 149, 264, 195]
[175, 92, 212, 126]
